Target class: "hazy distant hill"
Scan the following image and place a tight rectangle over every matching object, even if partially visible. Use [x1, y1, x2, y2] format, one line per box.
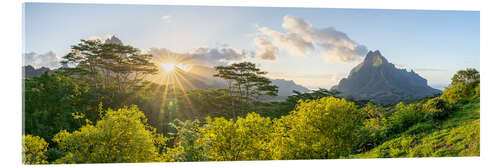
[26, 63, 310, 99]
[187, 65, 311, 101]
[331, 50, 441, 104]
[23, 65, 55, 78]
[259, 79, 310, 101]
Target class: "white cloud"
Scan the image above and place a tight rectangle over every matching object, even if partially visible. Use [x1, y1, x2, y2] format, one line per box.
[257, 15, 368, 63]
[161, 15, 172, 22]
[254, 37, 278, 61]
[148, 46, 251, 67]
[88, 36, 102, 41]
[23, 51, 61, 69]
[258, 26, 313, 57]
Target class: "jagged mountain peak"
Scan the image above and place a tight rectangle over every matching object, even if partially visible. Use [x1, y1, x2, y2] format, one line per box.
[364, 50, 388, 66]
[333, 50, 440, 104]
[104, 35, 122, 44]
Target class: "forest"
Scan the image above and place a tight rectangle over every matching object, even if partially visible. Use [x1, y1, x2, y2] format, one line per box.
[22, 39, 480, 164]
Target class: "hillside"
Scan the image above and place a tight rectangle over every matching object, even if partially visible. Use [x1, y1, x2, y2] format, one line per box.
[332, 50, 441, 104]
[353, 98, 480, 158]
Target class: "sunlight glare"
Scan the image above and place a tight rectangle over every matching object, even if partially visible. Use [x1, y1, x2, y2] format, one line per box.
[159, 63, 192, 73]
[160, 63, 176, 72]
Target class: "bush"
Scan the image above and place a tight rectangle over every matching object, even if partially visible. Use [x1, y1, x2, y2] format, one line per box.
[353, 103, 387, 153]
[24, 72, 93, 143]
[23, 135, 49, 164]
[423, 97, 454, 120]
[354, 117, 387, 153]
[441, 68, 480, 104]
[270, 97, 364, 159]
[199, 112, 273, 161]
[386, 103, 427, 135]
[52, 105, 161, 163]
[44, 148, 67, 163]
[164, 119, 206, 162]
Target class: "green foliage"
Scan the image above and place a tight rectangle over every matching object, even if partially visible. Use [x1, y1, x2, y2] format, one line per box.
[286, 88, 340, 105]
[355, 96, 480, 158]
[61, 39, 158, 92]
[441, 68, 480, 103]
[200, 113, 273, 161]
[213, 62, 278, 120]
[451, 68, 479, 86]
[52, 105, 160, 163]
[354, 103, 387, 153]
[164, 119, 207, 161]
[24, 72, 93, 143]
[422, 97, 454, 120]
[386, 103, 427, 135]
[23, 135, 49, 164]
[271, 97, 364, 159]
[23, 54, 482, 164]
[44, 148, 67, 163]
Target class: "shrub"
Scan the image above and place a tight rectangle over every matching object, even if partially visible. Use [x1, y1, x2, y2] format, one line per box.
[52, 105, 160, 163]
[24, 72, 93, 143]
[441, 68, 480, 104]
[44, 148, 67, 163]
[23, 135, 49, 164]
[423, 97, 454, 120]
[354, 103, 387, 153]
[386, 103, 426, 135]
[164, 119, 206, 162]
[354, 117, 387, 153]
[270, 97, 364, 159]
[199, 112, 273, 161]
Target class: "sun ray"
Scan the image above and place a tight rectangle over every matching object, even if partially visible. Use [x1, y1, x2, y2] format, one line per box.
[173, 71, 197, 119]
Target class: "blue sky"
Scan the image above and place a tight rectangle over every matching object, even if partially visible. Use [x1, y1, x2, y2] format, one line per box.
[23, 3, 479, 89]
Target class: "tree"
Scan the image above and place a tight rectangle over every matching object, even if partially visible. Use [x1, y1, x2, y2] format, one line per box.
[270, 97, 364, 159]
[60, 39, 158, 102]
[423, 97, 453, 120]
[199, 113, 273, 161]
[52, 105, 161, 163]
[442, 68, 480, 103]
[451, 68, 480, 85]
[386, 103, 427, 135]
[24, 72, 92, 143]
[162, 119, 207, 161]
[286, 88, 340, 106]
[213, 62, 278, 121]
[23, 135, 49, 164]
[354, 103, 387, 153]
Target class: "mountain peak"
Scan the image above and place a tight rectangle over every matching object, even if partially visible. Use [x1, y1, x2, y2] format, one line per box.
[333, 50, 441, 104]
[364, 50, 388, 67]
[104, 35, 122, 44]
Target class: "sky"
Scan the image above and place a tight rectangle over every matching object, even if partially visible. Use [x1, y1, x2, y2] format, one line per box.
[23, 3, 479, 90]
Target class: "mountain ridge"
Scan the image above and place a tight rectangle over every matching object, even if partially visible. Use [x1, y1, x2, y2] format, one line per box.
[332, 50, 441, 104]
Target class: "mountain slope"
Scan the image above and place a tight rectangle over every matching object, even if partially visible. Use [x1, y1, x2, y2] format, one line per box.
[353, 98, 479, 158]
[332, 50, 441, 104]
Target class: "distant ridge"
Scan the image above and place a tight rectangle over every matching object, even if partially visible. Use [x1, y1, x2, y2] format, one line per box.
[23, 65, 55, 78]
[331, 50, 441, 104]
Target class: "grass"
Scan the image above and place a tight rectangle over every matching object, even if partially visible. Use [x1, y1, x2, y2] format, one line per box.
[353, 98, 479, 158]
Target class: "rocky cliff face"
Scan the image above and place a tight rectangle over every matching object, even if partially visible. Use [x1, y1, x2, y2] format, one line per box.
[332, 50, 441, 104]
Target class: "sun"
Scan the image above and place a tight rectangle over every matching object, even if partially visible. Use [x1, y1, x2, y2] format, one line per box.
[160, 63, 176, 72]
[159, 63, 192, 73]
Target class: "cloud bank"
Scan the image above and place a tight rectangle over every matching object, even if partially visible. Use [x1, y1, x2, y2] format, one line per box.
[23, 51, 61, 69]
[266, 71, 347, 89]
[254, 37, 278, 61]
[257, 15, 368, 62]
[148, 47, 252, 67]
